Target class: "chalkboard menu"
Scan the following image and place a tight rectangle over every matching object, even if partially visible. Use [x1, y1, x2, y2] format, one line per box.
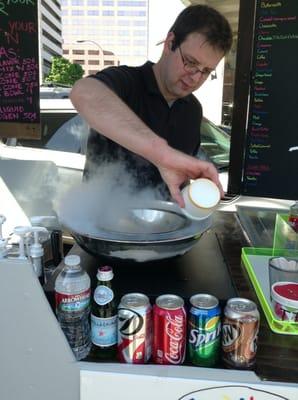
[0, 0, 40, 139]
[242, 0, 298, 199]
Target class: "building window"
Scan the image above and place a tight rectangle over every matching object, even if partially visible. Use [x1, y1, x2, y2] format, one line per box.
[88, 60, 100, 65]
[63, 49, 69, 54]
[102, 0, 114, 5]
[104, 60, 115, 65]
[88, 70, 99, 74]
[87, 0, 99, 4]
[71, 0, 84, 5]
[118, 30, 130, 36]
[117, 1, 147, 6]
[87, 10, 99, 16]
[72, 10, 84, 16]
[133, 20, 146, 26]
[117, 10, 146, 17]
[133, 30, 146, 36]
[88, 50, 100, 55]
[73, 60, 85, 64]
[73, 49, 85, 55]
[102, 10, 114, 16]
[118, 20, 130, 26]
[133, 40, 146, 46]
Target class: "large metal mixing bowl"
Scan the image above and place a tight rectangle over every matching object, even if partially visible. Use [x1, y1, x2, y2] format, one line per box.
[59, 200, 212, 263]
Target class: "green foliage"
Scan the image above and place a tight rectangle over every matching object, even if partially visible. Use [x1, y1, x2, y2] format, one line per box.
[45, 56, 84, 86]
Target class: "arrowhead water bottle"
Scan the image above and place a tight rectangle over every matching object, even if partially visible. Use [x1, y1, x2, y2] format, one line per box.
[55, 255, 91, 360]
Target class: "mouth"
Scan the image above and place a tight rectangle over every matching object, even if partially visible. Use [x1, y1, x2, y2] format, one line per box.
[180, 80, 193, 92]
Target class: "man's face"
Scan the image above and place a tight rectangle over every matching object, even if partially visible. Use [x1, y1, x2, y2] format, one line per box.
[160, 32, 224, 101]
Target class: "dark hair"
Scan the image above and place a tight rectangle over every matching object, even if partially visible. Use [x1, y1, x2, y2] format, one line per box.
[169, 5, 233, 54]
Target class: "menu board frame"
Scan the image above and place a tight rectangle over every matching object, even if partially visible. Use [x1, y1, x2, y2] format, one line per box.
[0, 0, 40, 139]
[228, 0, 298, 201]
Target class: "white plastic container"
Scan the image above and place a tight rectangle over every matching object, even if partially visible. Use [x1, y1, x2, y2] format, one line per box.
[181, 178, 220, 220]
[271, 281, 298, 322]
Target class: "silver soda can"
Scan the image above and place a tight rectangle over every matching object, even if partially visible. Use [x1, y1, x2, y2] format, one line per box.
[222, 297, 260, 369]
[117, 293, 152, 363]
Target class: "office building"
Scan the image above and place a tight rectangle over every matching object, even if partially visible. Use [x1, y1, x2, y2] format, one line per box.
[62, 41, 120, 77]
[61, 0, 149, 71]
[38, 0, 63, 81]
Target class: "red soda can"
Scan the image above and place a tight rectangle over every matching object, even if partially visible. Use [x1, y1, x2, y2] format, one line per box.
[153, 294, 186, 365]
[117, 293, 152, 363]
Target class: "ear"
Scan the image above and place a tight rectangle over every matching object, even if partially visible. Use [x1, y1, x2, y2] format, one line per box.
[164, 31, 175, 53]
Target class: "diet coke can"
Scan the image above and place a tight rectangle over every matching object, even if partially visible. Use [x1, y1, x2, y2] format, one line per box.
[117, 292, 152, 363]
[153, 294, 186, 365]
[222, 297, 260, 369]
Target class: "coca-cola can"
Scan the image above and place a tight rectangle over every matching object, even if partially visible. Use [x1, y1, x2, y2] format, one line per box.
[153, 294, 186, 365]
[117, 292, 152, 363]
[222, 297, 260, 369]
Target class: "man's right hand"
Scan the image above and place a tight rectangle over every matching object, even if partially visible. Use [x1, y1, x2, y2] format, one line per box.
[154, 146, 224, 208]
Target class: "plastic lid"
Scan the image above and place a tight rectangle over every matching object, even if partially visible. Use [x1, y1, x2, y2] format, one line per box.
[97, 265, 113, 281]
[189, 178, 220, 209]
[65, 254, 80, 267]
[271, 282, 298, 308]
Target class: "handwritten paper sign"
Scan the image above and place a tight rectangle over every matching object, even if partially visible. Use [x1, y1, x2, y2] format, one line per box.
[0, 0, 40, 139]
[242, 0, 298, 199]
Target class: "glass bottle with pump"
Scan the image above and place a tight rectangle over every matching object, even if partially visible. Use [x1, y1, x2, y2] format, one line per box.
[90, 265, 117, 360]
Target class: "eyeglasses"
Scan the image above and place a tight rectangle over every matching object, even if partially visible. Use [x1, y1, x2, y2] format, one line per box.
[178, 45, 216, 78]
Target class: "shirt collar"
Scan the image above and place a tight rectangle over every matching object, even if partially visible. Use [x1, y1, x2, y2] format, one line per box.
[141, 61, 191, 103]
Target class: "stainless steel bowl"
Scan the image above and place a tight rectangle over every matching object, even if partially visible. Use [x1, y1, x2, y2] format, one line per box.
[59, 200, 212, 263]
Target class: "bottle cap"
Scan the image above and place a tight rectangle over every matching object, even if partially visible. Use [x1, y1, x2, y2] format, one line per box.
[65, 254, 80, 267]
[97, 265, 113, 281]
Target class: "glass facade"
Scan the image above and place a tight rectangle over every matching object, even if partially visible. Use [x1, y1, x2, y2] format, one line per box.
[61, 0, 148, 66]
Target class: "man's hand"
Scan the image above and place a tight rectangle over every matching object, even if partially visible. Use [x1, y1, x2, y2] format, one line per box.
[155, 147, 224, 208]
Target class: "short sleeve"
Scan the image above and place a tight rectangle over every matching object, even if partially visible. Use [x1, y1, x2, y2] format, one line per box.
[88, 66, 135, 102]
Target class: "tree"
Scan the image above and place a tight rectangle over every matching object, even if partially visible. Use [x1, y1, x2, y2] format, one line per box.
[45, 56, 84, 86]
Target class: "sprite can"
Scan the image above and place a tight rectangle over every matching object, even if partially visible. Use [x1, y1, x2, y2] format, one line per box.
[188, 294, 221, 367]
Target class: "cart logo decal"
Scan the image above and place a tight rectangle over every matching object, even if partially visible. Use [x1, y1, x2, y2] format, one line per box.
[178, 385, 289, 400]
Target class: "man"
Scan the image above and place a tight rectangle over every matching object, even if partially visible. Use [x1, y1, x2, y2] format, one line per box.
[70, 5, 232, 207]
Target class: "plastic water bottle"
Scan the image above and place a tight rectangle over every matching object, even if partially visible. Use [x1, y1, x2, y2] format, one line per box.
[55, 255, 91, 360]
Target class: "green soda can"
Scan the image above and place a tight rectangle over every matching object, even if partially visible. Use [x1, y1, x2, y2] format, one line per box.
[188, 294, 221, 367]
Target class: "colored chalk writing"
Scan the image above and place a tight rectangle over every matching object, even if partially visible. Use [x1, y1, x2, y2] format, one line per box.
[0, 0, 40, 138]
[242, 0, 298, 199]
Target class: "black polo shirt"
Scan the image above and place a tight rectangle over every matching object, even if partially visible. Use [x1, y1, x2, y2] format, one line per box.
[85, 61, 202, 187]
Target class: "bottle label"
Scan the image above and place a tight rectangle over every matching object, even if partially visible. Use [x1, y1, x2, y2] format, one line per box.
[55, 288, 91, 312]
[91, 314, 117, 347]
[94, 285, 114, 306]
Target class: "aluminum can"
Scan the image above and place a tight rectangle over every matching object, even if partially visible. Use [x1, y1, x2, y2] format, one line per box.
[153, 294, 186, 365]
[222, 297, 260, 369]
[188, 294, 221, 367]
[117, 292, 152, 363]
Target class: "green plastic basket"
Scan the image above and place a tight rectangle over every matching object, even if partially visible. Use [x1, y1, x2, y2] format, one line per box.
[241, 247, 298, 335]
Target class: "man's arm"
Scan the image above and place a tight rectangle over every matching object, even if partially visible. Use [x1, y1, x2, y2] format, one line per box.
[70, 77, 223, 207]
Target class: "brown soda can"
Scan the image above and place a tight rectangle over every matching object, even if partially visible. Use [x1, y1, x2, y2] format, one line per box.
[222, 297, 259, 369]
